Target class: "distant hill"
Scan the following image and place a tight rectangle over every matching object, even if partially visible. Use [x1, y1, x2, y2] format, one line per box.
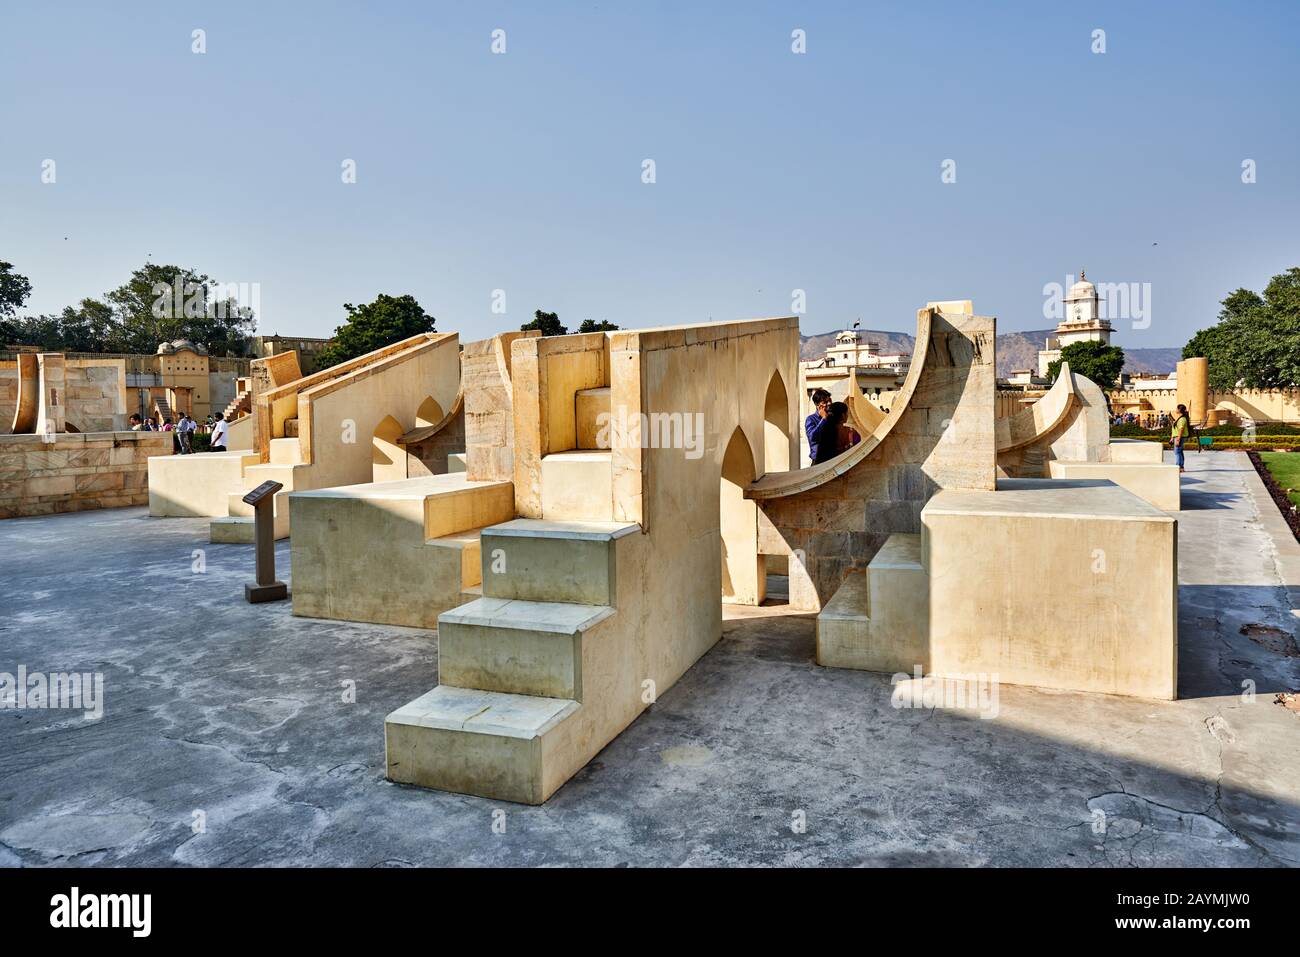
[800, 328, 1180, 378]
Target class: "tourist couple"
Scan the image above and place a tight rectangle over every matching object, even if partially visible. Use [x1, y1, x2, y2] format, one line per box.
[805, 388, 861, 465]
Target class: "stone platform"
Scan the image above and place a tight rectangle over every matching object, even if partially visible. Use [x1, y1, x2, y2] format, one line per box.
[0, 452, 1296, 865]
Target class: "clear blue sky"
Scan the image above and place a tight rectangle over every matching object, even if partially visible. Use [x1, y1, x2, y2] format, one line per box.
[2, 1, 1297, 349]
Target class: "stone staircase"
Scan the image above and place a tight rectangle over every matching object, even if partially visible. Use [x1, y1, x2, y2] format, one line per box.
[385, 381, 644, 804]
[385, 517, 638, 803]
[222, 388, 252, 421]
[816, 532, 930, 672]
[152, 395, 174, 424]
[210, 437, 303, 543]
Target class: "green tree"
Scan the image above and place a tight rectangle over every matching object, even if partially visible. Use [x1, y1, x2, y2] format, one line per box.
[0, 261, 34, 343]
[55, 298, 121, 353]
[1185, 268, 1300, 389]
[103, 263, 255, 356]
[577, 319, 620, 333]
[316, 294, 435, 369]
[521, 310, 567, 336]
[1047, 339, 1126, 391]
[1, 261, 256, 354]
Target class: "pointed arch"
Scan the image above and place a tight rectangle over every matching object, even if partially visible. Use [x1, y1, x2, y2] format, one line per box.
[415, 396, 444, 430]
[372, 415, 406, 483]
[720, 426, 765, 605]
[763, 369, 791, 474]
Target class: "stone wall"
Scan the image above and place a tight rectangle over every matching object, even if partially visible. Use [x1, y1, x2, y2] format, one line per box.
[0, 431, 172, 519]
[1108, 386, 1300, 424]
[464, 331, 537, 482]
[0, 358, 128, 434]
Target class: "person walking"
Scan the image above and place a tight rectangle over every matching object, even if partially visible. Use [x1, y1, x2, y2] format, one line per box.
[209, 412, 229, 452]
[1171, 403, 1191, 473]
[177, 413, 194, 454]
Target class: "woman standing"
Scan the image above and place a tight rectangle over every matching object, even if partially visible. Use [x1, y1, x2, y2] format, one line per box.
[1171, 404, 1191, 473]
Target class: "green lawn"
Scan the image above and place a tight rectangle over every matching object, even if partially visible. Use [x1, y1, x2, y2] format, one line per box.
[1260, 452, 1300, 507]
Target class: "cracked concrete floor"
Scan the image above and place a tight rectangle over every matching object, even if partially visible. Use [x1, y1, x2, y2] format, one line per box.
[1, 451, 1298, 867]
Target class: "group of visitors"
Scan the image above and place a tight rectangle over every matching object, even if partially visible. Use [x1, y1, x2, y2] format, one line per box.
[804, 389, 861, 465]
[128, 412, 228, 453]
[1110, 406, 1194, 473]
[1111, 410, 1174, 430]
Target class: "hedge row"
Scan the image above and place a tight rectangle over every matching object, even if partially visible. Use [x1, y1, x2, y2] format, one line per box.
[1110, 422, 1300, 438]
[1168, 441, 1300, 451]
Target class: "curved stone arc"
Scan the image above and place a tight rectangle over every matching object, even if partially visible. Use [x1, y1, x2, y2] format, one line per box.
[994, 361, 1077, 453]
[10, 353, 38, 434]
[397, 388, 465, 446]
[846, 390, 887, 439]
[746, 307, 935, 500]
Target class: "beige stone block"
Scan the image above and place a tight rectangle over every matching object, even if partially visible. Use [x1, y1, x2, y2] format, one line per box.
[385, 686, 580, 805]
[817, 534, 930, 672]
[922, 480, 1177, 699]
[574, 387, 611, 450]
[438, 598, 614, 699]
[425, 479, 515, 539]
[149, 452, 250, 517]
[23, 474, 75, 497]
[479, 519, 637, 605]
[67, 448, 111, 469]
[1108, 438, 1165, 464]
[540, 451, 613, 521]
[75, 471, 124, 494]
[1046, 460, 1180, 511]
[289, 475, 512, 629]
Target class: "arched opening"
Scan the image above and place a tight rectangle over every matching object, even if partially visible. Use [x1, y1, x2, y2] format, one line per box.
[763, 370, 791, 474]
[720, 426, 765, 606]
[760, 371, 792, 600]
[415, 396, 444, 429]
[372, 415, 406, 483]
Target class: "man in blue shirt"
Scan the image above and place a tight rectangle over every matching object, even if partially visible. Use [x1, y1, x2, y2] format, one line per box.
[804, 389, 832, 465]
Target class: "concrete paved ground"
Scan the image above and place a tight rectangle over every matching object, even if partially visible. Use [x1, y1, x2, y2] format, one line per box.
[1, 451, 1297, 866]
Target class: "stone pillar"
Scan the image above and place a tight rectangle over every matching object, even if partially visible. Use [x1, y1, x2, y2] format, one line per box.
[36, 353, 67, 436]
[1176, 357, 1209, 426]
[10, 353, 38, 433]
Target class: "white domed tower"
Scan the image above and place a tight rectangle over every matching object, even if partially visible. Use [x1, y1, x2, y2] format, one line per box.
[1061, 270, 1109, 336]
[1038, 269, 1113, 377]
